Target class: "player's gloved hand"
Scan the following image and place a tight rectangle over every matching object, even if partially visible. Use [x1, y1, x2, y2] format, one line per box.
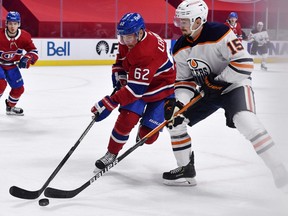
[19, 55, 32, 69]
[91, 96, 119, 122]
[164, 98, 185, 129]
[200, 73, 230, 98]
[112, 63, 127, 90]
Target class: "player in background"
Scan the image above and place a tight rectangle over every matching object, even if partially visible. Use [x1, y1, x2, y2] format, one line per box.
[224, 12, 243, 41]
[0, 11, 38, 116]
[248, 21, 270, 71]
[162, 0, 288, 191]
[91, 13, 176, 170]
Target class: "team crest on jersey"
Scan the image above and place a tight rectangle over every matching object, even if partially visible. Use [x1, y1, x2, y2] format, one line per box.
[187, 58, 211, 76]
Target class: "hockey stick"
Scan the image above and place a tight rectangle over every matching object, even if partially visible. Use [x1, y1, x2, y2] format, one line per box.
[44, 91, 204, 199]
[9, 88, 117, 199]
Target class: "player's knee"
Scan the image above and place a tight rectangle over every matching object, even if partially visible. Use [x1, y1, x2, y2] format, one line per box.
[115, 109, 140, 134]
[10, 86, 25, 98]
[233, 111, 265, 140]
[0, 79, 7, 93]
[138, 125, 159, 145]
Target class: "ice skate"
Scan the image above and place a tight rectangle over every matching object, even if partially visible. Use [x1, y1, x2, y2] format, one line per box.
[163, 152, 197, 186]
[261, 63, 268, 71]
[5, 99, 24, 116]
[95, 151, 117, 170]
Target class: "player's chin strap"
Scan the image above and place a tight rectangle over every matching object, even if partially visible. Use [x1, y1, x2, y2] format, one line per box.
[44, 91, 204, 199]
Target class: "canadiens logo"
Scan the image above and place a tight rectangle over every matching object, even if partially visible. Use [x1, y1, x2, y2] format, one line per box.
[0, 49, 23, 61]
[187, 58, 211, 76]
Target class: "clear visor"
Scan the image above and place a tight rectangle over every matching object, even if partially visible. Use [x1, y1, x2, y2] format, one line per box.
[174, 17, 191, 28]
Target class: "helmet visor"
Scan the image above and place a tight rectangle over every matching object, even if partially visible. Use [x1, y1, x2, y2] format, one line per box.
[174, 17, 191, 28]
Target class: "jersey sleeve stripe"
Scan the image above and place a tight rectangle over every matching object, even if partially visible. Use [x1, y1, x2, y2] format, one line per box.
[175, 81, 197, 90]
[157, 59, 173, 73]
[143, 84, 174, 97]
[233, 58, 254, 63]
[128, 80, 149, 86]
[228, 64, 252, 76]
[230, 61, 254, 69]
[125, 85, 143, 98]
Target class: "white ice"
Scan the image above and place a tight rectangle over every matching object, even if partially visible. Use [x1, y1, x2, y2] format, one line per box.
[1, 63, 288, 216]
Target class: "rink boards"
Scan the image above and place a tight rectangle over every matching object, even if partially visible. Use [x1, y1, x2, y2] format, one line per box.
[32, 38, 288, 66]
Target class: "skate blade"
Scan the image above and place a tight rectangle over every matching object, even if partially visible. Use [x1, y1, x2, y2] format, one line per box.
[6, 112, 24, 116]
[163, 178, 197, 186]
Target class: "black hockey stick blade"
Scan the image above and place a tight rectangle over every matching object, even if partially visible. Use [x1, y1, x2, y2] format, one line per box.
[9, 186, 43, 200]
[44, 136, 148, 199]
[9, 117, 97, 199]
[44, 92, 203, 199]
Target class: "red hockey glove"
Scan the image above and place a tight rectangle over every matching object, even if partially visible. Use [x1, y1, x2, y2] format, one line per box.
[91, 96, 118, 122]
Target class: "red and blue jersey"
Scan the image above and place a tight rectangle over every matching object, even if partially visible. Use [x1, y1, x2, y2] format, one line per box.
[0, 28, 38, 69]
[224, 21, 242, 41]
[111, 30, 176, 106]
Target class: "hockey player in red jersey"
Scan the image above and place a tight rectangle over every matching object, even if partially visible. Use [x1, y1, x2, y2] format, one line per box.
[162, 0, 288, 191]
[224, 12, 243, 41]
[0, 11, 38, 116]
[91, 13, 176, 170]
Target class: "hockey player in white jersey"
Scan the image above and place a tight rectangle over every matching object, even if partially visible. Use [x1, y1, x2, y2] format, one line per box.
[248, 21, 270, 71]
[163, 0, 288, 191]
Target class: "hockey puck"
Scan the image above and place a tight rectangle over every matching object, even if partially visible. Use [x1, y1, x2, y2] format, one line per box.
[38, 198, 49, 206]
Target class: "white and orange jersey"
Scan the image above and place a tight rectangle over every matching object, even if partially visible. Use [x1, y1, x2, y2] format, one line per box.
[249, 28, 269, 46]
[173, 22, 254, 94]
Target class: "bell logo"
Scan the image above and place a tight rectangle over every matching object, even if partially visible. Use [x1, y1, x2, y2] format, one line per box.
[47, 41, 70, 56]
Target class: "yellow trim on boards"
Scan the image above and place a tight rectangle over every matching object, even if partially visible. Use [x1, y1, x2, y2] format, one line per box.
[33, 58, 287, 66]
[34, 60, 115, 66]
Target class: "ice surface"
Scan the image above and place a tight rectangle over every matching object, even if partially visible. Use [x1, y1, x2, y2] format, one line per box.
[1, 63, 288, 216]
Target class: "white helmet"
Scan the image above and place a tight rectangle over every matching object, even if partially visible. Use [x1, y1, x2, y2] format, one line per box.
[174, 0, 208, 34]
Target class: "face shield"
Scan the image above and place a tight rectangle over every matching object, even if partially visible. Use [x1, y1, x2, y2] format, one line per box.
[174, 16, 203, 37]
[174, 17, 191, 29]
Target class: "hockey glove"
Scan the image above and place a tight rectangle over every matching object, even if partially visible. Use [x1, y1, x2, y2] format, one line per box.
[91, 96, 119, 122]
[201, 73, 230, 98]
[164, 98, 185, 129]
[112, 63, 127, 90]
[19, 55, 32, 69]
